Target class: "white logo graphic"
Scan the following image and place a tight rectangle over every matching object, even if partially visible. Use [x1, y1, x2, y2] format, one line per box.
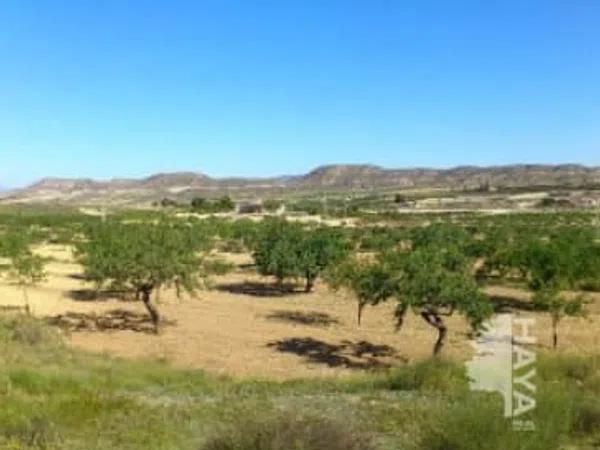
[467, 313, 537, 430]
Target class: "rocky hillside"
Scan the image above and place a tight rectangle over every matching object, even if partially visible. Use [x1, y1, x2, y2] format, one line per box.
[3, 164, 600, 205]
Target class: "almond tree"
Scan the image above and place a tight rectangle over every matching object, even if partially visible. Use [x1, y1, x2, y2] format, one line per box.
[297, 227, 350, 292]
[327, 256, 398, 325]
[252, 220, 304, 287]
[253, 220, 349, 291]
[77, 221, 212, 333]
[330, 224, 492, 356]
[394, 245, 492, 355]
[521, 236, 590, 349]
[1, 233, 46, 315]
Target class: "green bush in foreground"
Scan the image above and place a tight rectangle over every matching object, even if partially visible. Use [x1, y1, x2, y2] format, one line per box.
[0, 315, 598, 450]
[201, 414, 376, 450]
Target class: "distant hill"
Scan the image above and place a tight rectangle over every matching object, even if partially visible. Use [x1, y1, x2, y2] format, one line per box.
[3, 164, 600, 205]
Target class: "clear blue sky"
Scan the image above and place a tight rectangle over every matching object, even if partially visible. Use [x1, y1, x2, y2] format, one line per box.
[1, 1, 599, 187]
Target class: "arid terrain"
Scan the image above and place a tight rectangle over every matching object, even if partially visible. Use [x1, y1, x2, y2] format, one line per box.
[1, 243, 597, 380]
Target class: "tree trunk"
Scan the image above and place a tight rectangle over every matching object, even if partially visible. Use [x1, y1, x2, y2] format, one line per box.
[141, 287, 160, 334]
[304, 274, 315, 293]
[23, 286, 31, 316]
[394, 304, 408, 331]
[552, 315, 559, 349]
[357, 301, 365, 326]
[421, 311, 447, 356]
[276, 275, 284, 291]
[433, 321, 447, 356]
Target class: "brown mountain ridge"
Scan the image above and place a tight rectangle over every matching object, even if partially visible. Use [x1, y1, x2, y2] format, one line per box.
[4, 164, 600, 205]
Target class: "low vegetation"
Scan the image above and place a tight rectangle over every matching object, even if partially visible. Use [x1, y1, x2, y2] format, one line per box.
[0, 314, 597, 449]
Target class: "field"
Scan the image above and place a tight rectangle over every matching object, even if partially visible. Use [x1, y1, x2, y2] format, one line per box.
[0, 206, 599, 449]
[1, 244, 599, 379]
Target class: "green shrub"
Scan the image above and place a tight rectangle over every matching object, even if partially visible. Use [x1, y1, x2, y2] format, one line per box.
[201, 413, 377, 450]
[538, 355, 599, 387]
[0, 315, 62, 348]
[419, 392, 569, 450]
[384, 358, 468, 394]
[572, 397, 600, 435]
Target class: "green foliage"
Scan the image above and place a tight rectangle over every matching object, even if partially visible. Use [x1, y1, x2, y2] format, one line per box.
[384, 358, 468, 393]
[190, 196, 235, 213]
[532, 288, 587, 348]
[297, 227, 351, 292]
[409, 222, 470, 251]
[517, 231, 593, 348]
[0, 232, 47, 314]
[263, 198, 283, 212]
[330, 223, 492, 355]
[9, 252, 46, 296]
[0, 232, 30, 258]
[190, 196, 208, 210]
[398, 244, 492, 333]
[393, 193, 406, 204]
[78, 221, 210, 292]
[253, 220, 349, 291]
[76, 221, 212, 331]
[327, 256, 398, 325]
[0, 315, 598, 450]
[159, 197, 180, 208]
[201, 413, 376, 450]
[253, 219, 304, 285]
[0, 314, 62, 349]
[473, 224, 596, 349]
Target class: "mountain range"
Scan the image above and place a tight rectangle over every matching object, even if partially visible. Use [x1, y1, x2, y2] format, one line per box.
[3, 164, 600, 205]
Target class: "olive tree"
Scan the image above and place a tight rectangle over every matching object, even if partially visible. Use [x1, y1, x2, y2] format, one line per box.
[76, 221, 211, 333]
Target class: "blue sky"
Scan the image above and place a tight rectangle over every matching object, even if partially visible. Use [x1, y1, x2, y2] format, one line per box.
[1, 1, 599, 187]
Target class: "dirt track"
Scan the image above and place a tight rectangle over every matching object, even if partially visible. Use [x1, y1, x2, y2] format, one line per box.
[0, 244, 597, 379]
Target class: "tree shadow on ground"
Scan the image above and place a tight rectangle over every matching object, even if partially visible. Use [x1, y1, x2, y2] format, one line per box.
[215, 281, 303, 298]
[67, 289, 135, 302]
[0, 305, 26, 313]
[265, 310, 340, 327]
[46, 309, 175, 334]
[68, 273, 90, 281]
[490, 295, 538, 313]
[267, 337, 405, 369]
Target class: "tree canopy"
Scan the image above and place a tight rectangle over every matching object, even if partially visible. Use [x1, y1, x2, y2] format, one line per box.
[0, 231, 47, 314]
[331, 223, 492, 355]
[253, 220, 350, 292]
[76, 221, 212, 332]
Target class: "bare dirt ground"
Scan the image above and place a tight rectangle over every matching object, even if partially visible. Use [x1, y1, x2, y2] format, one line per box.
[0, 244, 598, 379]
